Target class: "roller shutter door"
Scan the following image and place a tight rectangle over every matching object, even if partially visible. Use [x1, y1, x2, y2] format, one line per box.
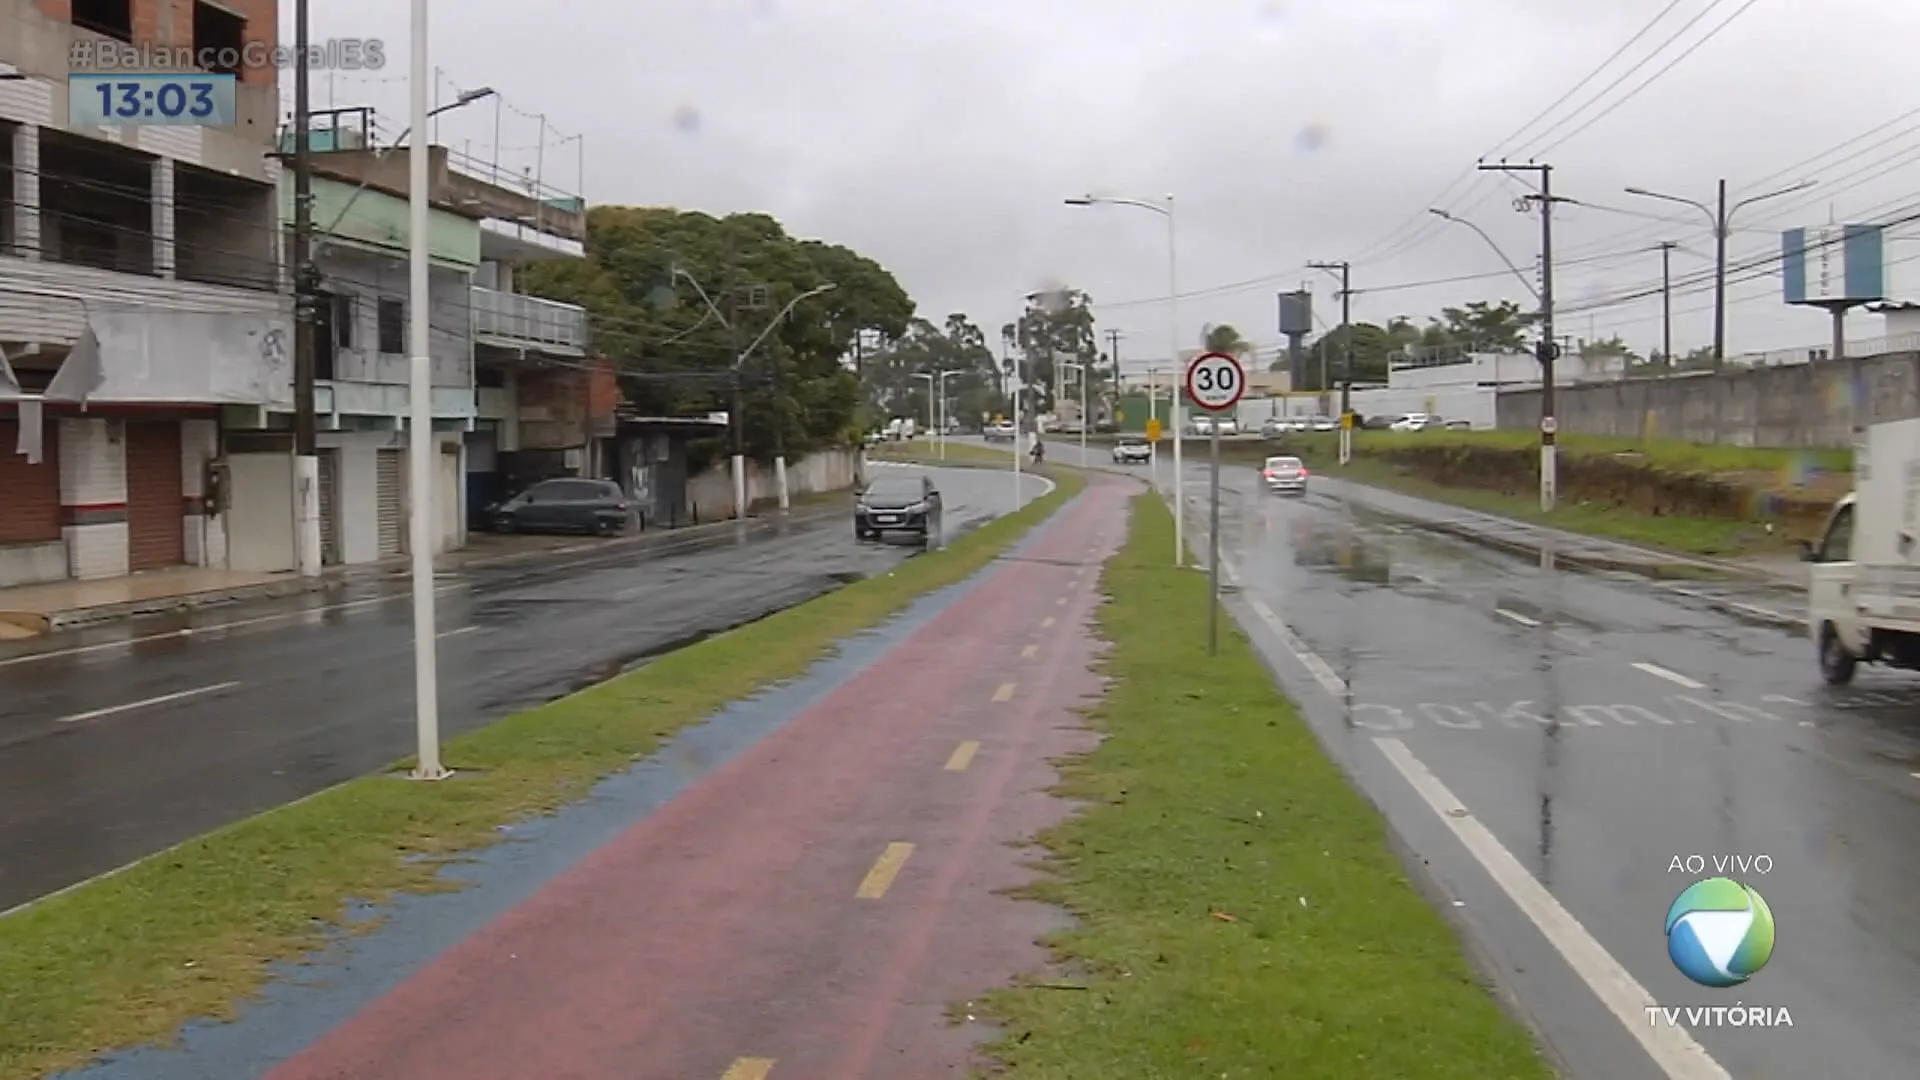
[375, 448, 404, 557]
[126, 421, 186, 570]
[0, 420, 62, 544]
[317, 449, 341, 565]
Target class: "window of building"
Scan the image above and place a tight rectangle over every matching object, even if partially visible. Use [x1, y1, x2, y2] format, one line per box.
[331, 293, 355, 350]
[192, 2, 246, 77]
[71, 0, 132, 43]
[377, 297, 405, 354]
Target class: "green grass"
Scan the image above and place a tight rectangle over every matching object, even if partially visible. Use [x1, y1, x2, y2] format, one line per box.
[0, 466, 1085, 1080]
[1307, 452, 1778, 557]
[869, 440, 1018, 468]
[979, 494, 1553, 1080]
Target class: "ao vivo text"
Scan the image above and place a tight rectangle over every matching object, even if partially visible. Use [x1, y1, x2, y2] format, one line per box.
[1667, 853, 1773, 875]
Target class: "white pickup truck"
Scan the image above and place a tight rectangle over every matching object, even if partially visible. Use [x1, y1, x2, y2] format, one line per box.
[1804, 417, 1920, 684]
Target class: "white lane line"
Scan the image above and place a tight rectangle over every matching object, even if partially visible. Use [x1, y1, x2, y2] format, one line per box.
[0, 584, 465, 670]
[1727, 601, 1791, 621]
[1494, 608, 1541, 627]
[1632, 662, 1707, 690]
[437, 625, 480, 639]
[55, 681, 242, 725]
[1374, 737, 1731, 1080]
[1247, 598, 1346, 697]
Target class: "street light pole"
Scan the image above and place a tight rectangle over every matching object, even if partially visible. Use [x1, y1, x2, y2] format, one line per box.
[1308, 260, 1353, 463]
[1064, 193, 1181, 564]
[744, 284, 835, 511]
[1478, 162, 1563, 511]
[405, 0, 445, 781]
[291, 0, 318, 579]
[1624, 178, 1814, 366]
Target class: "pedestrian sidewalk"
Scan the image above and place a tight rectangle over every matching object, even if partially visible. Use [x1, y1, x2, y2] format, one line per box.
[73, 473, 1131, 1080]
[0, 503, 844, 637]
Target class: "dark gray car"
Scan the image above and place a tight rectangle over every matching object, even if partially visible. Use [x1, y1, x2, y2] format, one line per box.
[855, 473, 942, 545]
[491, 478, 633, 536]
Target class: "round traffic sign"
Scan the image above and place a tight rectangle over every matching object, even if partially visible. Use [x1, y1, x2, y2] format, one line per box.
[1185, 351, 1246, 412]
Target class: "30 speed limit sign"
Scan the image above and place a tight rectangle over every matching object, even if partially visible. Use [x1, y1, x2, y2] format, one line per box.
[1185, 351, 1246, 411]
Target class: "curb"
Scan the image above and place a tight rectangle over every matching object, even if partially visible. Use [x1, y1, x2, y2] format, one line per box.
[15, 502, 849, 636]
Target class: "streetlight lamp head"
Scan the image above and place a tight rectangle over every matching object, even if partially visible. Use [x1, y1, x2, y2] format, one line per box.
[1623, 186, 1651, 196]
[1428, 208, 1452, 220]
[457, 87, 496, 105]
[1063, 196, 1095, 206]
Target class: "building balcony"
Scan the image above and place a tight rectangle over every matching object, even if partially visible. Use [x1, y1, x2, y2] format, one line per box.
[472, 286, 588, 355]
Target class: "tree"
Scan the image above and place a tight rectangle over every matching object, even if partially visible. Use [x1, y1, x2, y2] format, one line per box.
[520, 207, 914, 459]
[1301, 321, 1396, 389]
[1433, 299, 1534, 350]
[1011, 288, 1098, 413]
[1203, 323, 1253, 356]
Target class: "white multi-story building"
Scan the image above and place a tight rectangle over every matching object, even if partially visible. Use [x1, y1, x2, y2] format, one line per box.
[1, 0, 287, 588]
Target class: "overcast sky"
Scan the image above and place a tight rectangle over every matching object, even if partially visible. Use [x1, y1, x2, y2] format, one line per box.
[286, 0, 1920, 369]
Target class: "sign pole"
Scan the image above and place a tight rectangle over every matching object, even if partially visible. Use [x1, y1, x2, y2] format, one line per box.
[1184, 351, 1245, 658]
[1207, 417, 1222, 655]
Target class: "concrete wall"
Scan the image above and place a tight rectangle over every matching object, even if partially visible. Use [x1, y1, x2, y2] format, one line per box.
[1495, 352, 1920, 447]
[684, 448, 860, 521]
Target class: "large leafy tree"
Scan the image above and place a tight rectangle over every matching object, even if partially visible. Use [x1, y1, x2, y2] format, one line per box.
[1011, 288, 1098, 413]
[521, 207, 913, 459]
[867, 313, 1003, 428]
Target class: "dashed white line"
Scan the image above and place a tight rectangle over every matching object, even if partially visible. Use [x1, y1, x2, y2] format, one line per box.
[1247, 597, 1346, 697]
[1373, 737, 1731, 1080]
[1632, 662, 1707, 690]
[437, 625, 481, 639]
[1494, 608, 1541, 627]
[0, 584, 465, 669]
[55, 681, 242, 725]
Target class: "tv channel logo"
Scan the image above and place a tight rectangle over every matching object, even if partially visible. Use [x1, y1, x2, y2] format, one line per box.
[1665, 877, 1775, 988]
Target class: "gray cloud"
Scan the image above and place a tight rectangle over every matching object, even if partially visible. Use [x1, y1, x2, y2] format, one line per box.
[292, 0, 1920, 366]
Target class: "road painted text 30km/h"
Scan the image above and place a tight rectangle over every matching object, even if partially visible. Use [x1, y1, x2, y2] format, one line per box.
[1345, 697, 1797, 731]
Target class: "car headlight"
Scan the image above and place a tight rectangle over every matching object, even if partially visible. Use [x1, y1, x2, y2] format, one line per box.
[906, 500, 929, 514]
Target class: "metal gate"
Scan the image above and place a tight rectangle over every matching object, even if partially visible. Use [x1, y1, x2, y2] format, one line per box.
[317, 449, 341, 565]
[0, 420, 62, 544]
[375, 448, 404, 557]
[126, 421, 186, 570]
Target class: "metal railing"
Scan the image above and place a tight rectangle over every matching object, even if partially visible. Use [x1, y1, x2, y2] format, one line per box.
[470, 286, 588, 351]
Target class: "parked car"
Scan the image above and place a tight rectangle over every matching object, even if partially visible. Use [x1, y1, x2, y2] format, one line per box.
[1111, 435, 1152, 464]
[1093, 417, 1120, 434]
[1361, 414, 1398, 430]
[1260, 418, 1287, 439]
[1390, 413, 1438, 432]
[1309, 415, 1338, 432]
[1213, 417, 1240, 436]
[855, 472, 943, 545]
[984, 421, 1017, 443]
[1189, 416, 1213, 435]
[1262, 455, 1309, 496]
[491, 478, 633, 535]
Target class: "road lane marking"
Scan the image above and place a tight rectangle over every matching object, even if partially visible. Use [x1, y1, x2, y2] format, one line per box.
[1373, 737, 1731, 1080]
[1633, 662, 1706, 689]
[992, 682, 1017, 702]
[1040, 616, 1055, 628]
[437, 625, 480, 639]
[0, 584, 466, 670]
[55, 681, 242, 725]
[1494, 608, 1540, 627]
[945, 740, 980, 771]
[1021, 643, 1038, 659]
[1246, 598, 1347, 697]
[720, 1059, 776, 1080]
[855, 842, 915, 899]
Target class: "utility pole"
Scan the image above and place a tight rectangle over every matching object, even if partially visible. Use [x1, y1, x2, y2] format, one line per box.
[1307, 260, 1352, 464]
[1479, 161, 1565, 511]
[1105, 328, 1123, 428]
[1712, 178, 1727, 367]
[1657, 241, 1677, 372]
[290, 0, 321, 577]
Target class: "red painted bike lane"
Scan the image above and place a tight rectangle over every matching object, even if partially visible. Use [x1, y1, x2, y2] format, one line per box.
[264, 475, 1136, 1080]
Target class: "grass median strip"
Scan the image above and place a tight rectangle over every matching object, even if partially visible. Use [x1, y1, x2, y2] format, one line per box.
[869, 440, 1018, 469]
[0, 468, 1084, 1080]
[980, 493, 1552, 1079]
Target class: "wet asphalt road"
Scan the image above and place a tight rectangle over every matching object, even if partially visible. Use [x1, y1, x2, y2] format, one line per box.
[0, 463, 1046, 913]
[1028, 437, 1920, 1080]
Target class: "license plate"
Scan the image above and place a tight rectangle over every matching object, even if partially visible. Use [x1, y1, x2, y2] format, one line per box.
[874, 515, 898, 523]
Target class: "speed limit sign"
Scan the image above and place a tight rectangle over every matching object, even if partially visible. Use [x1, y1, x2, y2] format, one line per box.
[1185, 351, 1246, 412]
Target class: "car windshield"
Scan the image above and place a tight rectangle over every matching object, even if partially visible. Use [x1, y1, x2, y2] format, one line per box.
[863, 478, 922, 501]
[1266, 457, 1303, 470]
[1118, 436, 1145, 445]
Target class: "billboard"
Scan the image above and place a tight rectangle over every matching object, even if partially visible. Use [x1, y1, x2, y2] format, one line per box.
[1277, 290, 1313, 336]
[1782, 225, 1886, 305]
